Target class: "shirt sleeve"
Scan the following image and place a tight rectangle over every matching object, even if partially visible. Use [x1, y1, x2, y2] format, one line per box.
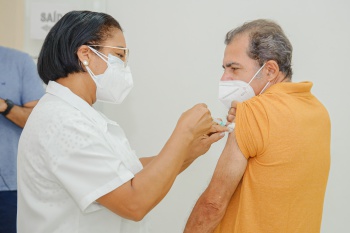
[20, 53, 45, 105]
[46, 114, 135, 213]
[235, 98, 269, 159]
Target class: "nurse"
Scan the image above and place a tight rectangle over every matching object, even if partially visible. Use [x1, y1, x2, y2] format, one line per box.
[17, 11, 226, 233]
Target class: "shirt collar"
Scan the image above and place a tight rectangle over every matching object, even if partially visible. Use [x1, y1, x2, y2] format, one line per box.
[265, 81, 313, 95]
[46, 81, 117, 131]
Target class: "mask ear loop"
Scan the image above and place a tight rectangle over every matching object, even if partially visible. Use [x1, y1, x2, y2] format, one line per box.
[241, 63, 266, 95]
[259, 81, 270, 94]
[84, 62, 102, 88]
[88, 46, 110, 65]
[258, 63, 271, 94]
[248, 63, 266, 85]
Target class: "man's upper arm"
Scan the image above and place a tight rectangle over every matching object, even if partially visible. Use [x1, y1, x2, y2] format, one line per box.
[209, 132, 247, 200]
[184, 132, 247, 233]
[235, 101, 268, 158]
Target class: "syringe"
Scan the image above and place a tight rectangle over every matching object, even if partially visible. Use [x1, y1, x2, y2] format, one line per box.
[213, 118, 235, 133]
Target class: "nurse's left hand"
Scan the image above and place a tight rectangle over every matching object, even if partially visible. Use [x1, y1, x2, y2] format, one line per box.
[187, 123, 227, 162]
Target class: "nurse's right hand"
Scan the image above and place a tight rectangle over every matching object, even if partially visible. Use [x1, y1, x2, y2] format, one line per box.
[176, 104, 227, 161]
[176, 103, 213, 139]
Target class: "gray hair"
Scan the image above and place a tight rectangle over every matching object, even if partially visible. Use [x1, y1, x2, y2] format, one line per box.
[225, 19, 293, 79]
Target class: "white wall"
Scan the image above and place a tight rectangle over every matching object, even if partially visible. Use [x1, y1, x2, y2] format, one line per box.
[23, 0, 107, 57]
[0, 0, 24, 49]
[103, 0, 350, 232]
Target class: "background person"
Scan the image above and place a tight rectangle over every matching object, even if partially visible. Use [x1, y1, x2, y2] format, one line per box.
[0, 45, 45, 233]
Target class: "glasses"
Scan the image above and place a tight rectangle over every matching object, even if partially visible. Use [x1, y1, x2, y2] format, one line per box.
[88, 45, 129, 67]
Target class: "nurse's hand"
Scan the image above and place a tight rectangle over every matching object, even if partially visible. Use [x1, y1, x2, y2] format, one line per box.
[187, 123, 227, 161]
[176, 103, 223, 140]
[176, 103, 211, 138]
[176, 104, 227, 164]
[227, 101, 239, 123]
[97, 104, 227, 220]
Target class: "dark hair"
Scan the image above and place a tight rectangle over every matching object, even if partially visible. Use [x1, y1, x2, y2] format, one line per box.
[37, 11, 122, 84]
[225, 19, 293, 79]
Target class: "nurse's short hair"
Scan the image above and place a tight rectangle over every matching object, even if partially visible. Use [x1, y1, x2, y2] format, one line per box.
[225, 19, 293, 79]
[38, 11, 122, 84]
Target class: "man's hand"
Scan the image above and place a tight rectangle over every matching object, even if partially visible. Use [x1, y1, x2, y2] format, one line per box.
[227, 101, 239, 123]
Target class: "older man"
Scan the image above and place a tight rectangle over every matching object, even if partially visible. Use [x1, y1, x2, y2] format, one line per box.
[184, 19, 330, 233]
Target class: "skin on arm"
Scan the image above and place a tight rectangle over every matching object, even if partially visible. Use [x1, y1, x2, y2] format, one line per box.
[97, 104, 227, 221]
[0, 99, 39, 128]
[184, 131, 247, 233]
[139, 157, 154, 167]
[98, 129, 191, 221]
[139, 124, 226, 173]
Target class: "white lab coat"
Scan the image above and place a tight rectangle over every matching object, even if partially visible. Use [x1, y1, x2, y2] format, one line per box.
[17, 81, 149, 233]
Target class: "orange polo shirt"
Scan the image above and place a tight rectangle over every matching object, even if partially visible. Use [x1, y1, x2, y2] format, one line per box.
[214, 82, 331, 233]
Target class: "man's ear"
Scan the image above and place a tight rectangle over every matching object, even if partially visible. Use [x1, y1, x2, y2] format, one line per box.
[264, 60, 280, 82]
[76, 45, 92, 66]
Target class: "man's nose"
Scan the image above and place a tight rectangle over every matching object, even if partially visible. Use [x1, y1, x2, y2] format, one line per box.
[220, 70, 232, 81]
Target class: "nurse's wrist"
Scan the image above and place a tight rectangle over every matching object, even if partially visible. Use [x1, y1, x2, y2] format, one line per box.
[173, 125, 195, 143]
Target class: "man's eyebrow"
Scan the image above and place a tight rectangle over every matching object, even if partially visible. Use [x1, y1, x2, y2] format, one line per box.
[222, 62, 240, 69]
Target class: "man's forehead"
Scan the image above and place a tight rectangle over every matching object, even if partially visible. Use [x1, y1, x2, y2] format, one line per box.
[223, 36, 250, 66]
[223, 45, 244, 67]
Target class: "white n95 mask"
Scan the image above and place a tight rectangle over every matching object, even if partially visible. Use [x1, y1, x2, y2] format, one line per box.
[85, 46, 133, 104]
[218, 80, 255, 109]
[218, 63, 268, 109]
